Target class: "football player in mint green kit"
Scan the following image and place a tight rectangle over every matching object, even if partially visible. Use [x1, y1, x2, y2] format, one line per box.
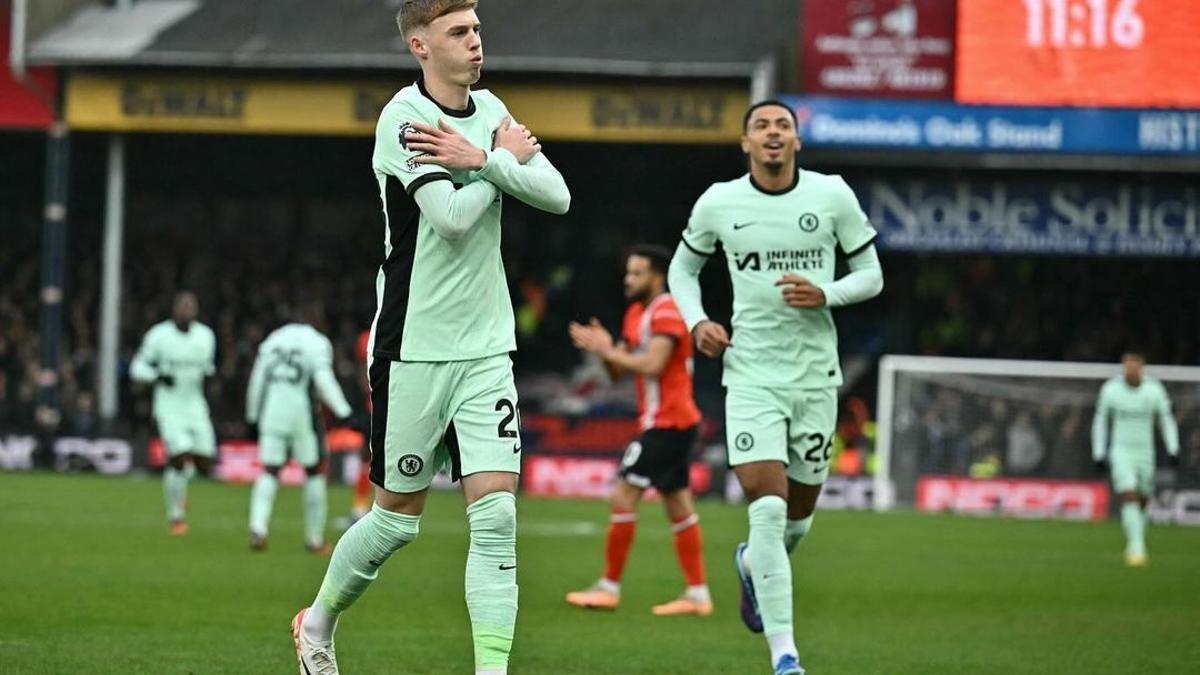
[292, 2, 569, 674]
[246, 304, 353, 555]
[1091, 349, 1180, 567]
[668, 101, 883, 675]
[130, 291, 217, 537]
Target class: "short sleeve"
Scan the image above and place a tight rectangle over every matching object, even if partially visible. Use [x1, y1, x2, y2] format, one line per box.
[650, 303, 688, 342]
[681, 188, 720, 256]
[374, 99, 453, 195]
[621, 305, 640, 346]
[831, 176, 877, 257]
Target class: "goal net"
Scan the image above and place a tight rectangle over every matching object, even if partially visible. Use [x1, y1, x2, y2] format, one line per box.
[875, 356, 1200, 523]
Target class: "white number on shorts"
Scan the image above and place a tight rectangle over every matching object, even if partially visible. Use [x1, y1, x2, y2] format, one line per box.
[495, 398, 519, 439]
[621, 441, 643, 468]
[803, 433, 833, 468]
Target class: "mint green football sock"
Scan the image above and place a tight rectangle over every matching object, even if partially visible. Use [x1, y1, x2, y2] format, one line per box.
[748, 496, 794, 640]
[304, 505, 419, 643]
[1121, 502, 1146, 556]
[303, 475, 328, 547]
[465, 492, 519, 671]
[784, 514, 814, 554]
[248, 473, 278, 536]
[163, 467, 187, 522]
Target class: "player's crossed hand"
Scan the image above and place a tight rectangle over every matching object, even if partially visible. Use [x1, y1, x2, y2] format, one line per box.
[776, 274, 827, 308]
[692, 320, 731, 359]
[569, 317, 614, 355]
[493, 116, 541, 164]
[407, 119, 488, 171]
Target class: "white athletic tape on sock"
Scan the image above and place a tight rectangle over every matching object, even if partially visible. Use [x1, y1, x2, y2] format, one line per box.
[670, 513, 700, 533]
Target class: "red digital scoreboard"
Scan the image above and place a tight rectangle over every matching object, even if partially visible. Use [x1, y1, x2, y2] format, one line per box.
[957, 0, 1200, 108]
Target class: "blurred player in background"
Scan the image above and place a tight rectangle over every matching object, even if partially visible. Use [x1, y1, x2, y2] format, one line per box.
[245, 304, 353, 554]
[292, 1, 570, 674]
[129, 291, 217, 536]
[668, 101, 884, 675]
[1091, 349, 1180, 567]
[565, 244, 711, 616]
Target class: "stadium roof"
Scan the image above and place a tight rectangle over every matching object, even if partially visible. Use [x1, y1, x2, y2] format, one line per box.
[28, 0, 797, 77]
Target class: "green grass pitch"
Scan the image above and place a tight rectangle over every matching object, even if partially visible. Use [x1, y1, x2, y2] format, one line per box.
[1, 472, 1197, 674]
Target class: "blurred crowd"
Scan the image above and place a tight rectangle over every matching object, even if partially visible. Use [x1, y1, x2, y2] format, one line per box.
[0, 216, 375, 438]
[897, 376, 1200, 482]
[4, 116, 1198, 452]
[0, 212, 580, 438]
[909, 255, 1200, 364]
[4, 234, 1195, 439]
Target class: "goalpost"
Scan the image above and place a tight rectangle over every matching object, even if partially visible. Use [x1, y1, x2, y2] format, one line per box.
[874, 356, 1200, 516]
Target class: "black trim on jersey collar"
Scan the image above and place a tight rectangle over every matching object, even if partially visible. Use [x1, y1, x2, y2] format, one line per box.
[682, 238, 714, 257]
[749, 170, 800, 196]
[406, 172, 452, 196]
[416, 77, 476, 118]
[841, 233, 878, 258]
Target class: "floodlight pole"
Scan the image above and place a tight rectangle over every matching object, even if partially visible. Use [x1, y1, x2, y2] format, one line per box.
[35, 120, 70, 438]
[98, 135, 126, 425]
[750, 54, 776, 104]
[10, 0, 27, 79]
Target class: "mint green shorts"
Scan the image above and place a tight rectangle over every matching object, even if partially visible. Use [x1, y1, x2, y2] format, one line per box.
[259, 428, 321, 469]
[368, 354, 522, 493]
[1110, 450, 1155, 495]
[724, 386, 837, 486]
[156, 412, 216, 458]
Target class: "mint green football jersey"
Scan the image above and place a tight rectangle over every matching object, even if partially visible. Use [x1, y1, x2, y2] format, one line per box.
[368, 78, 515, 363]
[246, 323, 352, 433]
[129, 320, 216, 419]
[1093, 376, 1176, 459]
[681, 170, 877, 388]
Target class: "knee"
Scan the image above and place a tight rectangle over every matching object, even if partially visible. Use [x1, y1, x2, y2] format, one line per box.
[662, 490, 693, 521]
[467, 491, 517, 540]
[610, 486, 640, 513]
[192, 457, 213, 475]
[748, 494, 787, 533]
[168, 455, 187, 471]
[371, 506, 421, 550]
[263, 465, 282, 478]
[788, 502, 816, 520]
[740, 478, 787, 505]
[304, 464, 323, 478]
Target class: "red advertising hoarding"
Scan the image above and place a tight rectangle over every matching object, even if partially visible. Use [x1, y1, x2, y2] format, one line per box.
[957, 0, 1200, 108]
[524, 456, 712, 499]
[917, 475, 1110, 521]
[802, 0, 956, 99]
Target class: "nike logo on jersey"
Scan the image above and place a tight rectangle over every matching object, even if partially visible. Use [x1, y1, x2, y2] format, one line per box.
[499, 563, 517, 571]
[732, 222, 757, 230]
[513, 444, 522, 454]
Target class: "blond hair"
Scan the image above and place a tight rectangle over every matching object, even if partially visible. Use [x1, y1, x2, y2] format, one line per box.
[397, 0, 479, 39]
